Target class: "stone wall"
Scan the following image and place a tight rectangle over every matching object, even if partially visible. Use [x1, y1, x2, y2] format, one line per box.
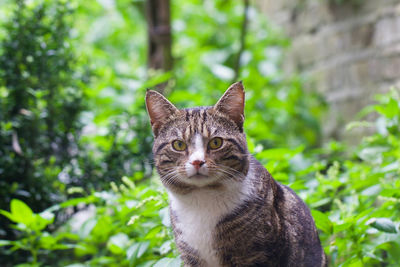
[257, 0, 400, 142]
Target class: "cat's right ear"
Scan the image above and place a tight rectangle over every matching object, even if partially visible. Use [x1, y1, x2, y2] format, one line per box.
[214, 81, 245, 130]
[145, 90, 179, 136]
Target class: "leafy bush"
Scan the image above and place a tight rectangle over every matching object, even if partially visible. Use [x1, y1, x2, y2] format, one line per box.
[3, 0, 398, 266]
[0, 176, 180, 267]
[0, 199, 73, 266]
[306, 89, 400, 266]
[70, 0, 154, 185]
[0, 0, 88, 252]
[251, 89, 400, 266]
[71, 0, 325, 189]
[2, 89, 399, 266]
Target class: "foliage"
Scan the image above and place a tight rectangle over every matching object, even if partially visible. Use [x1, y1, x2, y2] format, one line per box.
[1, 0, 398, 266]
[169, 0, 325, 148]
[252, 89, 400, 266]
[0, 0, 325, 264]
[0, 0, 89, 255]
[0, 176, 180, 267]
[306, 89, 400, 266]
[2, 89, 399, 266]
[70, 0, 325, 189]
[69, 0, 154, 185]
[0, 199, 74, 266]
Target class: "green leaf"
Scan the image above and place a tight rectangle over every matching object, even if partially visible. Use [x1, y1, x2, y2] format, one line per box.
[107, 233, 129, 255]
[137, 260, 156, 267]
[74, 244, 97, 257]
[39, 233, 58, 249]
[311, 210, 333, 234]
[375, 98, 399, 118]
[334, 222, 352, 233]
[310, 198, 331, 209]
[258, 146, 304, 161]
[10, 199, 34, 225]
[381, 188, 400, 198]
[0, 240, 12, 247]
[153, 257, 182, 267]
[60, 195, 98, 208]
[144, 225, 163, 239]
[367, 218, 398, 233]
[159, 240, 173, 255]
[159, 207, 171, 227]
[30, 214, 53, 232]
[78, 218, 97, 239]
[361, 184, 381, 196]
[381, 161, 400, 172]
[357, 146, 388, 163]
[0, 210, 16, 223]
[127, 241, 150, 266]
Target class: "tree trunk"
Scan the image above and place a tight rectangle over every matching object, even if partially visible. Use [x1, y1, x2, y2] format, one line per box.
[145, 0, 173, 92]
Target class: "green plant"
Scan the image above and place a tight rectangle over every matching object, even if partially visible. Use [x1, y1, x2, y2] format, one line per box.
[0, 199, 77, 266]
[7, 0, 395, 266]
[169, 0, 325, 149]
[237, 88, 400, 266]
[306, 89, 400, 266]
[0, 2, 89, 262]
[0, 176, 181, 267]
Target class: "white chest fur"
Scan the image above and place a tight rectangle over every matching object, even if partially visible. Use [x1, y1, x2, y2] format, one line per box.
[169, 175, 253, 267]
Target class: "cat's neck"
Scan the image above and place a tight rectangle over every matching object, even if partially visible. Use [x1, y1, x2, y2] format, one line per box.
[168, 163, 256, 267]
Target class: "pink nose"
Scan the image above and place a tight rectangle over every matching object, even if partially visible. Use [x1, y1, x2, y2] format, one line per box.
[191, 160, 205, 171]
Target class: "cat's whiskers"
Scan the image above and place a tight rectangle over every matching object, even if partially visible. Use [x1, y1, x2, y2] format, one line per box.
[213, 165, 244, 180]
[160, 168, 181, 187]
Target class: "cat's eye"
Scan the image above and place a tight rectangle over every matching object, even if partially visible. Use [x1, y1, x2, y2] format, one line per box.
[208, 137, 223, 150]
[172, 140, 187, 151]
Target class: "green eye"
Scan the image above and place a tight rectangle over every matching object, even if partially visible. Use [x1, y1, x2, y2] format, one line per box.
[172, 140, 187, 151]
[208, 137, 223, 149]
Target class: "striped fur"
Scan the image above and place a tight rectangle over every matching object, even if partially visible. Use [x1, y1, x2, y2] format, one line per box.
[146, 82, 326, 267]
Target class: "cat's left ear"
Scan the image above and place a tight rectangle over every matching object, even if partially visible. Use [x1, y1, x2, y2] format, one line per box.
[214, 81, 245, 129]
[145, 90, 180, 136]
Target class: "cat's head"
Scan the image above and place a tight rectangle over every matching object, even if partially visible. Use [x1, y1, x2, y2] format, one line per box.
[145, 82, 249, 193]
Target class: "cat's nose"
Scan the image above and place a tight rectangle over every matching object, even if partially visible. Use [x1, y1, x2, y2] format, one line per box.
[191, 160, 205, 171]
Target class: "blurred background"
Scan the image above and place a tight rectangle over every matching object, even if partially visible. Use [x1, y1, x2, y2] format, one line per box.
[0, 0, 399, 266]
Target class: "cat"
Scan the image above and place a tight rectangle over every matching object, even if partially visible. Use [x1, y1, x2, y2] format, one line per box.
[145, 81, 327, 267]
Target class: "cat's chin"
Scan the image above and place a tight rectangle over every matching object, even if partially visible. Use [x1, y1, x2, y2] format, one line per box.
[188, 174, 209, 179]
[183, 174, 220, 188]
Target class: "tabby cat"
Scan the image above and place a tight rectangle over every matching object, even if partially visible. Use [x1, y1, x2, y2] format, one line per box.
[145, 82, 326, 267]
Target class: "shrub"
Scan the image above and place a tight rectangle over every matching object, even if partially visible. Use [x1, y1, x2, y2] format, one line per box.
[0, 176, 180, 267]
[306, 89, 400, 266]
[0, 0, 88, 252]
[2, 89, 399, 266]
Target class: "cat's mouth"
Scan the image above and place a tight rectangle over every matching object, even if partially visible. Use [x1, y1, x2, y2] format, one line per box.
[188, 174, 209, 179]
